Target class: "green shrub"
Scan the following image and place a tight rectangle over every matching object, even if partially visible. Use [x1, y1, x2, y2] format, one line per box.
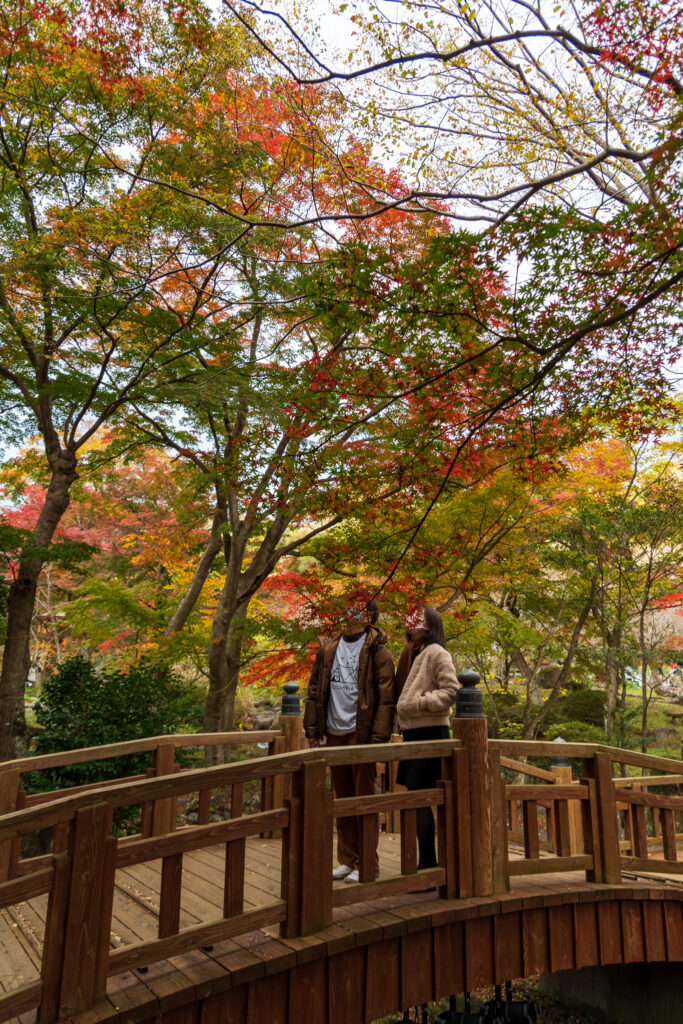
[545, 720, 605, 744]
[555, 687, 606, 727]
[27, 655, 204, 794]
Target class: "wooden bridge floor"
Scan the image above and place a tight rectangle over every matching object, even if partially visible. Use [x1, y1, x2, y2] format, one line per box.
[2, 832, 681, 1024]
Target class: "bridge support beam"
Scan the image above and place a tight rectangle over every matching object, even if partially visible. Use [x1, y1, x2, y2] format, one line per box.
[540, 963, 683, 1024]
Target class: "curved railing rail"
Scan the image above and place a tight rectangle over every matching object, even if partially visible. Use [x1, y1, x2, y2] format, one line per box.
[3, 710, 683, 1023]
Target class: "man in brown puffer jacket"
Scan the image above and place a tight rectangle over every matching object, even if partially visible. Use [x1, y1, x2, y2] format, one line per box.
[303, 599, 396, 882]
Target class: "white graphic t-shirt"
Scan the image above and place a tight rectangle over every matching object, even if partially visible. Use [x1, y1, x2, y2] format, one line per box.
[326, 633, 367, 735]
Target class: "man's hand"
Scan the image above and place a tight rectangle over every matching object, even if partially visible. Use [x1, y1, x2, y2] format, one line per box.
[308, 737, 321, 748]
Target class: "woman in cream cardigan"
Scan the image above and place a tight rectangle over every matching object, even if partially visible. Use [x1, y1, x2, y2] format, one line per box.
[395, 606, 458, 871]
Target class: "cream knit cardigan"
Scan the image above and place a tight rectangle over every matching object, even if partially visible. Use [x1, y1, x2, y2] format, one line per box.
[396, 643, 459, 730]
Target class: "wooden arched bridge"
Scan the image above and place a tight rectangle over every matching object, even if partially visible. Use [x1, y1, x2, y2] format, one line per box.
[2, 700, 683, 1024]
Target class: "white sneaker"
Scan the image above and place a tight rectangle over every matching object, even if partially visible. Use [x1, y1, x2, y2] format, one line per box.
[344, 869, 360, 883]
[332, 864, 354, 880]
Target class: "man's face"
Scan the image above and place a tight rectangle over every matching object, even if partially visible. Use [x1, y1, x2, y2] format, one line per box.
[342, 605, 371, 633]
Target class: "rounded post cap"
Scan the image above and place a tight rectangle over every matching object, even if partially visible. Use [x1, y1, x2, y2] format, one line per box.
[281, 680, 301, 716]
[455, 668, 483, 719]
[552, 735, 570, 766]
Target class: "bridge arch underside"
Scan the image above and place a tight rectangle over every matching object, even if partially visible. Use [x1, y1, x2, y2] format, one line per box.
[74, 883, 683, 1024]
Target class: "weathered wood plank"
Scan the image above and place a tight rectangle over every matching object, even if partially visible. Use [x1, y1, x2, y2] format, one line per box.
[117, 809, 289, 867]
[334, 789, 443, 817]
[508, 855, 592, 876]
[0, 867, 54, 911]
[108, 902, 287, 975]
[0, 981, 42, 1019]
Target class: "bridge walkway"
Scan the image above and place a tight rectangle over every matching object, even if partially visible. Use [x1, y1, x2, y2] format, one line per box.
[2, 832, 682, 1024]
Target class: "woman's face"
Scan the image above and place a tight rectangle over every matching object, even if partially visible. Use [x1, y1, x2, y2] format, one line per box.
[406, 607, 427, 630]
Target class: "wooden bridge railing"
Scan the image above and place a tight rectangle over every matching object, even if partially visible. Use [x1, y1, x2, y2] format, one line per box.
[3, 683, 683, 1022]
[0, 722, 305, 885]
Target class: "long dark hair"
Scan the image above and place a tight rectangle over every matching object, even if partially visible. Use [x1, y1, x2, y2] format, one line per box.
[422, 606, 446, 648]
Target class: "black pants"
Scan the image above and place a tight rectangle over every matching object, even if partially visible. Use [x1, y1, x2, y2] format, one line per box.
[397, 725, 450, 870]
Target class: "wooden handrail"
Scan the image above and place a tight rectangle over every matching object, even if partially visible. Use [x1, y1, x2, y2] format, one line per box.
[0, 730, 281, 775]
[492, 738, 683, 774]
[0, 739, 465, 841]
[614, 773, 683, 788]
[500, 755, 555, 781]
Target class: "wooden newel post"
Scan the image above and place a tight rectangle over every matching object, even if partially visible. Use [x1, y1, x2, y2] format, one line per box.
[582, 751, 621, 885]
[39, 802, 116, 1021]
[282, 759, 332, 937]
[279, 681, 304, 805]
[452, 669, 493, 897]
[279, 681, 304, 753]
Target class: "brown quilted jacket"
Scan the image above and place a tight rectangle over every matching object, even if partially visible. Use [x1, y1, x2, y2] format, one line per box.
[303, 626, 396, 743]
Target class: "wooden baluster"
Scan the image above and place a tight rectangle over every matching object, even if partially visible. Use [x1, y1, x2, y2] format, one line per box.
[262, 736, 286, 838]
[140, 766, 156, 837]
[580, 776, 603, 882]
[662, 808, 677, 862]
[523, 800, 539, 860]
[280, 796, 301, 939]
[224, 838, 245, 917]
[231, 782, 244, 818]
[437, 779, 456, 897]
[385, 735, 403, 835]
[400, 808, 418, 876]
[621, 790, 634, 855]
[0, 768, 20, 881]
[151, 740, 177, 836]
[554, 798, 572, 858]
[359, 812, 376, 883]
[632, 803, 648, 860]
[8, 789, 26, 877]
[648, 783, 661, 839]
[221, 777, 246, 916]
[488, 749, 509, 894]
[451, 747, 473, 897]
[158, 853, 183, 937]
[198, 787, 211, 826]
[269, 735, 287, 810]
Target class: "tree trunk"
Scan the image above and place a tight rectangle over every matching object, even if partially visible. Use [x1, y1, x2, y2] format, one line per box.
[164, 510, 225, 637]
[220, 596, 251, 762]
[205, 590, 250, 766]
[604, 625, 622, 740]
[640, 610, 649, 754]
[0, 452, 78, 760]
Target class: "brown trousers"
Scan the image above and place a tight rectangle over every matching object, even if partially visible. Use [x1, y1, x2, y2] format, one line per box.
[326, 731, 378, 875]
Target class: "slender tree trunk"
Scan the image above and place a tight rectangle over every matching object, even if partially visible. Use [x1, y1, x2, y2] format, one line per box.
[0, 452, 78, 760]
[640, 610, 649, 754]
[164, 510, 225, 637]
[218, 596, 251, 763]
[205, 578, 239, 759]
[603, 625, 622, 740]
